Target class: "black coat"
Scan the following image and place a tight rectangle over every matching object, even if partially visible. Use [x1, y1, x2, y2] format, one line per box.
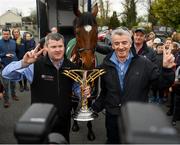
[131, 42, 157, 64]
[92, 51, 175, 115]
[31, 55, 77, 117]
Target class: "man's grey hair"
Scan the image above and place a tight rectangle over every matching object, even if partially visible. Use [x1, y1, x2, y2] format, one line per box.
[111, 28, 132, 44]
[45, 33, 64, 46]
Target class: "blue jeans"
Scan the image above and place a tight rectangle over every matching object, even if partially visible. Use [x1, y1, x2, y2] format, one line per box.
[2, 78, 16, 101]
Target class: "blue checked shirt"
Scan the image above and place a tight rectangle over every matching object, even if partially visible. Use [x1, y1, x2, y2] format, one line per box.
[2, 60, 81, 97]
[110, 51, 133, 90]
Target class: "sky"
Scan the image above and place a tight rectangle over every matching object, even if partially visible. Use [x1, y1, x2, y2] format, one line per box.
[110, 0, 148, 17]
[0, 0, 36, 16]
[0, 0, 147, 17]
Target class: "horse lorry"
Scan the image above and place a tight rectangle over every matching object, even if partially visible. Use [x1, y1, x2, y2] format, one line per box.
[36, 0, 92, 44]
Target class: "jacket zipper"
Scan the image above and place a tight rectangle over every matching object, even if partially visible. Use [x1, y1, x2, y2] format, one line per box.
[57, 69, 60, 96]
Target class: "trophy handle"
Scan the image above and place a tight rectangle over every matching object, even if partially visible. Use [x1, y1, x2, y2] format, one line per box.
[63, 69, 105, 121]
[81, 70, 88, 111]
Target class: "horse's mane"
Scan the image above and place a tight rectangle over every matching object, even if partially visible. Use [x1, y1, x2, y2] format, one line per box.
[73, 12, 97, 28]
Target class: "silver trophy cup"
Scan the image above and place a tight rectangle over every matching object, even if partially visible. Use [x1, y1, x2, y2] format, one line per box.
[63, 69, 105, 121]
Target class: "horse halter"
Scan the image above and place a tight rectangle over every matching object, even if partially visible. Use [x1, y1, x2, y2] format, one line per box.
[76, 47, 95, 68]
[75, 24, 96, 68]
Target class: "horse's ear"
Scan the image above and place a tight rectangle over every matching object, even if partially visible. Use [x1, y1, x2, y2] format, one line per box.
[92, 3, 98, 17]
[73, 3, 81, 17]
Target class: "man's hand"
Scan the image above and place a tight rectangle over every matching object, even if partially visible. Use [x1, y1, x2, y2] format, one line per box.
[163, 46, 176, 68]
[6, 53, 14, 58]
[22, 44, 44, 67]
[81, 85, 91, 98]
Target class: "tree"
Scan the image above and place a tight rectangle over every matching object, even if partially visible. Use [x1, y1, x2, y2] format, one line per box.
[97, 0, 111, 27]
[151, 0, 180, 30]
[109, 11, 120, 29]
[121, 0, 137, 28]
[10, 8, 23, 16]
[29, 9, 37, 24]
[144, 0, 158, 25]
[22, 9, 37, 25]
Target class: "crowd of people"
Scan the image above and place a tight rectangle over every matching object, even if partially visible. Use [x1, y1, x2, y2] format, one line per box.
[0, 25, 180, 143]
[0, 27, 36, 107]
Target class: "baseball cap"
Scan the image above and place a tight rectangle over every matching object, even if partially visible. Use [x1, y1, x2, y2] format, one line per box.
[134, 27, 146, 34]
[156, 42, 164, 47]
[153, 38, 161, 44]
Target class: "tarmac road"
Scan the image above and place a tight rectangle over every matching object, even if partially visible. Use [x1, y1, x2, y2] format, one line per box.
[0, 88, 31, 143]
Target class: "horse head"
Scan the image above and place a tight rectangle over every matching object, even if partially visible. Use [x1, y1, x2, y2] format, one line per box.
[72, 4, 98, 70]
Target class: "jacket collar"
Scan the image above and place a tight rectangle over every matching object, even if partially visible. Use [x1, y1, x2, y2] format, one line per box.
[43, 55, 65, 67]
[103, 50, 137, 67]
[132, 42, 150, 55]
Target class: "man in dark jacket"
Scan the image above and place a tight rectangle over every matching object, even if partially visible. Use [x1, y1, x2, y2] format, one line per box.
[91, 28, 175, 144]
[132, 28, 157, 63]
[2, 33, 91, 143]
[0, 27, 18, 108]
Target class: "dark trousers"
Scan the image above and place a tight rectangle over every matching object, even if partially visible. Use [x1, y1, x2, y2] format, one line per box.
[173, 94, 180, 121]
[105, 112, 121, 144]
[52, 115, 71, 143]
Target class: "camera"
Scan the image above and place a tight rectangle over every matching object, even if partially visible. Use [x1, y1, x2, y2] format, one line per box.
[120, 102, 180, 144]
[14, 103, 67, 144]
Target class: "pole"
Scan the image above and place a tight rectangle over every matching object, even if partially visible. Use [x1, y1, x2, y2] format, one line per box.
[88, 0, 91, 12]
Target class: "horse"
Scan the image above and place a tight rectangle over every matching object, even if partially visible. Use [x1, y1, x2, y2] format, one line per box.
[70, 4, 98, 70]
[66, 3, 98, 141]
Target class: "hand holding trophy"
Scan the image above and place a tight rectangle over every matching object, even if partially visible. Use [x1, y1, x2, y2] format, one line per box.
[63, 69, 105, 121]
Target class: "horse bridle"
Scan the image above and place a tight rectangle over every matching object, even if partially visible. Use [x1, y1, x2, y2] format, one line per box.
[76, 47, 95, 68]
[78, 47, 95, 53]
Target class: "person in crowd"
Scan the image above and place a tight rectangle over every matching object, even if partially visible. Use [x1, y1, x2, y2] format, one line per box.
[171, 42, 180, 56]
[146, 31, 156, 48]
[163, 37, 174, 101]
[51, 27, 59, 33]
[170, 67, 180, 126]
[152, 37, 162, 51]
[173, 42, 180, 67]
[131, 28, 159, 103]
[171, 30, 177, 41]
[151, 42, 165, 103]
[104, 28, 112, 46]
[24, 32, 36, 51]
[0, 27, 18, 108]
[164, 37, 173, 49]
[91, 28, 175, 144]
[12, 28, 29, 92]
[132, 28, 157, 63]
[2, 33, 91, 143]
[166, 42, 180, 118]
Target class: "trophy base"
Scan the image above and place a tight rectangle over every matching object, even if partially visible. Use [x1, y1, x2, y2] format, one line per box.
[74, 109, 94, 121]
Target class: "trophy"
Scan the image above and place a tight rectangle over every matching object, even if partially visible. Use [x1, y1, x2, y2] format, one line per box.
[63, 69, 105, 121]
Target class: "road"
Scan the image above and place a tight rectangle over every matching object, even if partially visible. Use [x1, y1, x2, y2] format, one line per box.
[0, 85, 107, 144]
